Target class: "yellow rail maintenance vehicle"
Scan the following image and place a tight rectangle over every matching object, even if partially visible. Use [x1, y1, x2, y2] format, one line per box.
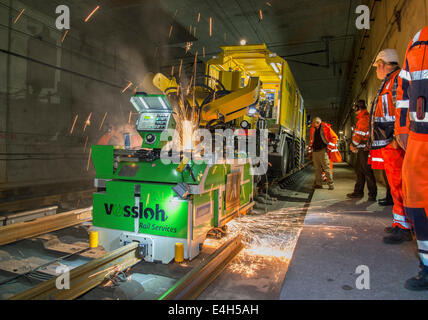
[206, 44, 307, 179]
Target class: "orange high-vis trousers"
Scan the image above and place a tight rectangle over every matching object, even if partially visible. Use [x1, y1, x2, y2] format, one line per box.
[381, 144, 410, 229]
[402, 136, 428, 209]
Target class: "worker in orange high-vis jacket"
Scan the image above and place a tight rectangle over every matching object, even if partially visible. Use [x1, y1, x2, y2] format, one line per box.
[347, 100, 377, 201]
[369, 48, 412, 244]
[395, 26, 428, 291]
[308, 117, 342, 190]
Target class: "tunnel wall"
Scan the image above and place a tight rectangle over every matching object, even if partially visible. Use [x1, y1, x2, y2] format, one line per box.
[0, 0, 151, 193]
[341, 0, 428, 184]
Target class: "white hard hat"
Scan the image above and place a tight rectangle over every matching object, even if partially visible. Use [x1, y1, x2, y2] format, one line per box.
[373, 49, 400, 66]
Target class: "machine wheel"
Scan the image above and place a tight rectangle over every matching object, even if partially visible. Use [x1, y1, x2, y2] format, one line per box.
[280, 140, 289, 177]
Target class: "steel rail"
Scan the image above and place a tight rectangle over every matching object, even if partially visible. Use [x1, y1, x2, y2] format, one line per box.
[0, 189, 94, 213]
[9, 242, 141, 300]
[158, 234, 244, 300]
[0, 207, 92, 246]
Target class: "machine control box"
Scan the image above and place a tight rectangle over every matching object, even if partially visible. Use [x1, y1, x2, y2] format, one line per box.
[137, 113, 171, 131]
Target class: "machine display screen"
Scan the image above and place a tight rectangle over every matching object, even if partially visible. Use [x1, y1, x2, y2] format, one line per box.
[137, 113, 171, 131]
[131, 95, 172, 112]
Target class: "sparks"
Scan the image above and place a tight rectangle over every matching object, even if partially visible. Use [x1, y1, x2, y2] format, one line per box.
[169, 25, 173, 38]
[259, 9, 263, 20]
[86, 148, 92, 172]
[209, 17, 213, 37]
[171, 65, 175, 77]
[197, 13, 201, 23]
[122, 81, 133, 93]
[70, 114, 78, 134]
[203, 46, 205, 58]
[266, 2, 272, 7]
[85, 5, 100, 22]
[14, 8, 25, 24]
[61, 29, 69, 43]
[99, 112, 108, 131]
[83, 112, 92, 132]
[178, 59, 183, 77]
[185, 42, 193, 54]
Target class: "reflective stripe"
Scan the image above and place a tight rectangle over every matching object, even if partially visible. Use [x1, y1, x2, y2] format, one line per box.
[410, 111, 428, 122]
[356, 144, 366, 149]
[374, 116, 395, 122]
[355, 130, 369, 136]
[329, 149, 339, 152]
[399, 69, 412, 81]
[396, 100, 409, 109]
[382, 94, 389, 116]
[371, 157, 384, 162]
[394, 221, 411, 229]
[410, 69, 428, 81]
[372, 140, 390, 147]
[352, 140, 359, 146]
[420, 252, 428, 266]
[393, 215, 411, 229]
[328, 142, 335, 147]
[417, 240, 428, 252]
[413, 29, 422, 43]
[393, 213, 407, 222]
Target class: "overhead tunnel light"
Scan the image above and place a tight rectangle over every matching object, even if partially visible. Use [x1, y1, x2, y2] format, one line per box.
[240, 39, 247, 45]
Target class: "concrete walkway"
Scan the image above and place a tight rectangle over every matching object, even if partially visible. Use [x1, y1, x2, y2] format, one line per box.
[280, 163, 428, 300]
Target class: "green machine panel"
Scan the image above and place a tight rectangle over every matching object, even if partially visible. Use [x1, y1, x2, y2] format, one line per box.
[93, 180, 189, 238]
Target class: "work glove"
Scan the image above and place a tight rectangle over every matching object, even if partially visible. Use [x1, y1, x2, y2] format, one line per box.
[396, 134, 408, 151]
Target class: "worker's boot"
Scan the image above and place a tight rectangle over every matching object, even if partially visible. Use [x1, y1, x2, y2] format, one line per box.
[378, 197, 394, 206]
[346, 192, 364, 199]
[383, 227, 413, 244]
[367, 196, 377, 202]
[405, 269, 428, 291]
[384, 226, 394, 233]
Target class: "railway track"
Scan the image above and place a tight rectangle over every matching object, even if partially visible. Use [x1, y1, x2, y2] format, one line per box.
[3, 234, 243, 300]
[0, 203, 244, 300]
[0, 163, 312, 300]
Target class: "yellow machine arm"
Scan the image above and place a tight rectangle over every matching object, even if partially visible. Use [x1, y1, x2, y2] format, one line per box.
[199, 77, 260, 125]
[151, 72, 260, 127]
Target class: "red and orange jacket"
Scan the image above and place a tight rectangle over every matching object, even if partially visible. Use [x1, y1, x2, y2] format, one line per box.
[369, 68, 401, 149]
[309, 122, 342, 162]
[396, 26, 428, 141]
[352, 109, 370, 149]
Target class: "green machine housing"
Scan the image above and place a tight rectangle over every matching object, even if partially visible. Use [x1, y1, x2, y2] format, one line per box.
[91, 93, 255, 263]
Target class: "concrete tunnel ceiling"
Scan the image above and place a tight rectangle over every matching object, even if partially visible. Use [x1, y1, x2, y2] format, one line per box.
[16, 0, 361, 129]
[157, 0, 362, 129]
